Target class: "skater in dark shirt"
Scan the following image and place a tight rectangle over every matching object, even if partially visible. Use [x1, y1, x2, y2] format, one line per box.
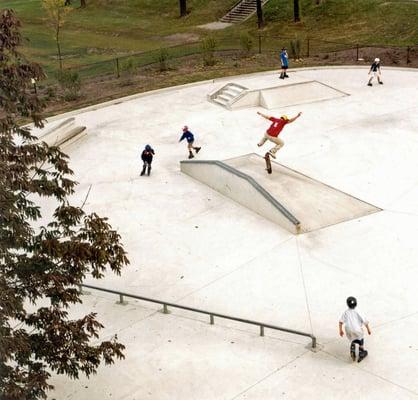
[179, 126, 201, 159]
[368, 58, 383, 86]
[140, 144, 154, 176]
[339, 297, 371, 363]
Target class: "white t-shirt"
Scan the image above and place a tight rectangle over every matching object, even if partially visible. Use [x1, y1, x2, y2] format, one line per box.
[340, 309, 368, 341]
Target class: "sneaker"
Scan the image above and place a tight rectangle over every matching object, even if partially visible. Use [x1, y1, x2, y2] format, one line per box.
[279, 76, 285, 80]
[257, 143, 263, 147]
[379, 81, 383, 85]
[284, 74, 289, 78]
[367, 83, 372, 86]
[195, 147, 201, 153]
[268, 151, 276, 159]
[188, 154, 194, 159]
[358, 350, 368, 363]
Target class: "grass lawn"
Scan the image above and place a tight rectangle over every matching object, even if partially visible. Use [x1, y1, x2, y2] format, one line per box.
[2, 0, 417, 76]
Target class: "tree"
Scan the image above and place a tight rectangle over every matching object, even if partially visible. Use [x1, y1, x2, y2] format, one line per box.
[293, 0, 300, 22]
[179, 0, 187, 17]
[42, 0, 72, 70]
[256, 0, 264, 29]
[0, 9, 129, 400]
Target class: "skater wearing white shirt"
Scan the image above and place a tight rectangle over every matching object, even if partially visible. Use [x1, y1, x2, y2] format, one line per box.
[339, 296, 371, 362]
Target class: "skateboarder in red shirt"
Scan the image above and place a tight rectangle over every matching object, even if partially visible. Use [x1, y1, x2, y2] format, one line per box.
[257, 111, 302, 158]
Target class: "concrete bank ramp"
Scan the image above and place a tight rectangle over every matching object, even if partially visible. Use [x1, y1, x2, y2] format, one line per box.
[181, 154, 380, 234]
[35, 118, 87, 148]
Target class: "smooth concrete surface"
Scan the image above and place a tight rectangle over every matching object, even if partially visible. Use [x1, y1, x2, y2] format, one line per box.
[259, 80, 348, 109]
[224, 153, 381, 232]
[38, 67, 418, 399]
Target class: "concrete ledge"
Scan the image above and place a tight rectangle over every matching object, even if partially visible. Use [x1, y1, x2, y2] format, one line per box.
[36, 117, 86, 148]
[180, 158, 301, 234]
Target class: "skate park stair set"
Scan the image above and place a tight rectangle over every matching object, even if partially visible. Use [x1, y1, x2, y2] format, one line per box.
[208, 80, 349, 110]
[181, 154, 381, 234]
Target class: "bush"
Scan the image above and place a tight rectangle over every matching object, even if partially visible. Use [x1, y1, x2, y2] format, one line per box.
[120, 57, 135, 76]
[157, 48, 170, 72]
[57, 70, 81, 101]
[240, 33, 253, 55]
[290, 39, 301, 61]
[201, 36, 217, 66]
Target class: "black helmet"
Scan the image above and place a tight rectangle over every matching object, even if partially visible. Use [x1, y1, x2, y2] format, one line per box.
[145, 144, 151, 151]
[346, 296, 357, 309]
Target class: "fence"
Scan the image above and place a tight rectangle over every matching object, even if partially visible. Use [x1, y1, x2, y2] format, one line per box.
[44, 35, 417, 83]
[78, 283, 317, 349]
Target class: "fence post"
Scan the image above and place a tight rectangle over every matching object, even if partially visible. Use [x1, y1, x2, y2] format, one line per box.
[258, 34, 262, 54]
[306, 37, 310, 58]
[356, 44, 359, 61]
[311, 336, 317, 349]
[210, 314, 214, 325]
[406, 46, 410, 64]
[260, 325, 264, 337]
[116, 57, 120, 78]
[163, 304, 169, 314]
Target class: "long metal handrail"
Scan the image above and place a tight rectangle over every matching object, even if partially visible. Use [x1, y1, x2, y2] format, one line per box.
[79, 283, 316, 348]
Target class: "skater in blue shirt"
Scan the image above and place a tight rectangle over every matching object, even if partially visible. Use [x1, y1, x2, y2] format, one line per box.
[179, 126, 201, 159]
[279, 48, 289, 80]
[339, 297, 371, 363]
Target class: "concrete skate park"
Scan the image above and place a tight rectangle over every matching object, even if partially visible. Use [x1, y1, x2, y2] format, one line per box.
[35, 66, 418, 399]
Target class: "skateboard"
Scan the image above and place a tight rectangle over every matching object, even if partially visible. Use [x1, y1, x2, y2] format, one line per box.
[264, 152, 272, 174]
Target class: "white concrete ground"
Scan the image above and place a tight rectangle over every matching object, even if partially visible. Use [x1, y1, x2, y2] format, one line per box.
[39, 67, 418, 399]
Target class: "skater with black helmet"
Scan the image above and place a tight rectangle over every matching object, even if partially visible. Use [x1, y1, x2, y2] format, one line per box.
[367, 58, 383, 86]
[339, 296, 371, 362]
[140, 144, 155, 176]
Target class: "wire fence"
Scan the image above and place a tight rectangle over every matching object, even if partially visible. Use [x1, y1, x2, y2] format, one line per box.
[41, 34, 417, 89]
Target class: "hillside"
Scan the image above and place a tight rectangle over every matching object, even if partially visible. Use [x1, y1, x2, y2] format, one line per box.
[3, 0, 417, 72]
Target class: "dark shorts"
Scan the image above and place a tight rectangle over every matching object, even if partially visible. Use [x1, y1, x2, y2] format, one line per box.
[281, 65, 288, 70]
[351, 339, 364, 346]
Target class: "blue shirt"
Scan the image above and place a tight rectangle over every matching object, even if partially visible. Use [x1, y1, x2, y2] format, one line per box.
[280, 51, 288, 67]
[179, 130, 194, 143]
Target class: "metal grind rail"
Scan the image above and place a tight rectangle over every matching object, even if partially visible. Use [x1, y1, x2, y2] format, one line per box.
[79, 283, 316, 349]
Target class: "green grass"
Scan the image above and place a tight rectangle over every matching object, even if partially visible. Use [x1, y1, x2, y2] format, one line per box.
[2, 0, 417, 77]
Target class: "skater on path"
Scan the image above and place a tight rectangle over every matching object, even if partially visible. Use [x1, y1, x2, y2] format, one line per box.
[339, 296, 371, 363]
[279, 47, 289, 79]
[179, 126, 201, 159]
[257, 111, 302, 158]
[367, 58, 383, 86]
[140, 144, 154, 176]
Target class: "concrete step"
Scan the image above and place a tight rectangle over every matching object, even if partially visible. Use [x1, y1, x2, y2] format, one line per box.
[212, 97, 228, 106]
[217, 94, 233, 102]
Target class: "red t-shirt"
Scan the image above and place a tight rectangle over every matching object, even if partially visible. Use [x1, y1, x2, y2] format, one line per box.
[267, 117, 288, 137]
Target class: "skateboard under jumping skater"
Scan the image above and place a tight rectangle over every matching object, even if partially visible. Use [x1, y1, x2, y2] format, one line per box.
[264, 152, 272, 174]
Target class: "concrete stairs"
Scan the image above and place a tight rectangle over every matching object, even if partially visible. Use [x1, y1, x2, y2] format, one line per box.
[220, 0, 270, 24]
[207, 83, 248, 109]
